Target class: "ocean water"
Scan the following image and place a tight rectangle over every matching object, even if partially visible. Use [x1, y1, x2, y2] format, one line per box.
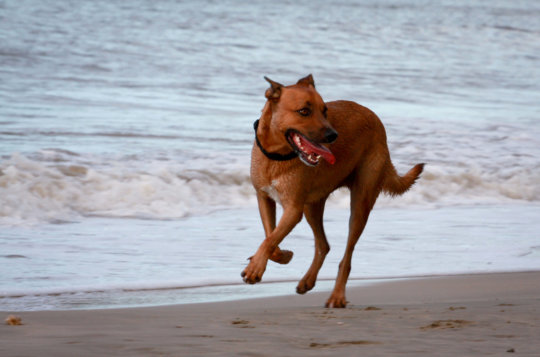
[1, 0, 540, 311]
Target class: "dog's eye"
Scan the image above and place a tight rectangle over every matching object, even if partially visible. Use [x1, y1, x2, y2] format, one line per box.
[297, 108, 311, 117]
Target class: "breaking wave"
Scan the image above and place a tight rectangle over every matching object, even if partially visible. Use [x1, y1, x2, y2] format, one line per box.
[0, 152, 255, 225]
[1, 150, 539, 225]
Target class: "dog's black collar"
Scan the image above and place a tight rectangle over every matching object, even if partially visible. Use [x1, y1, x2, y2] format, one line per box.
[253, 119, 297, 161]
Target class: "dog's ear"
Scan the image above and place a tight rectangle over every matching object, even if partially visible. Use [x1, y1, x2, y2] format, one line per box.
[296, 74, 315, 88]
[264, 76, 283, 101]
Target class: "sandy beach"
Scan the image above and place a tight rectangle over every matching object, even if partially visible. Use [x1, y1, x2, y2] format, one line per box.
[2, 271, 539, 356]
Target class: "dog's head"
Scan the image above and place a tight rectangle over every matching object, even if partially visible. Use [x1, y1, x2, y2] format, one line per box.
[263, 74, 338, 166]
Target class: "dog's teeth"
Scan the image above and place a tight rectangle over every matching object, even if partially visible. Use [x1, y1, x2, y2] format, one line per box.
[308, 153, 319, 163]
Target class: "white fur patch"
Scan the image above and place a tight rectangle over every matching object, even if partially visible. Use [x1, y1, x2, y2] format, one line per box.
[261, 180, 281, 204]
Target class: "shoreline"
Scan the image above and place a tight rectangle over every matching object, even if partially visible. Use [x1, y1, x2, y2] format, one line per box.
[2, 271, 539, 356]
[3, 270, 538, 312]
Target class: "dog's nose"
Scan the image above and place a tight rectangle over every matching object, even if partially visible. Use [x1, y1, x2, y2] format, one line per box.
[324, 128, 338, 143]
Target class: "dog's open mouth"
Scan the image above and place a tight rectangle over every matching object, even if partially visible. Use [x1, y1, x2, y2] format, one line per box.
[286, 130, 336, 166]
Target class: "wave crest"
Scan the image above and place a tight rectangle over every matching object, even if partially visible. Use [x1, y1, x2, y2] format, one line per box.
[0, 153, 256, 225]
[1, 153, 539, 225]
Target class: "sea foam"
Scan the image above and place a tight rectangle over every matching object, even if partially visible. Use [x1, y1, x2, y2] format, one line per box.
[0, 152, 256, 225]
[1, 150, 539, 225]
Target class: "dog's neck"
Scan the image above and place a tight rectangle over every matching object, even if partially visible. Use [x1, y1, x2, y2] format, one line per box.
[254, 104, 297, 161]
[254, 119, 297, 161]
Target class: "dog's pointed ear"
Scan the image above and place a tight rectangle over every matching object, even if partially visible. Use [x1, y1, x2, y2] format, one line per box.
[264, 76, 283, 101]
[297, 74, 315, 88]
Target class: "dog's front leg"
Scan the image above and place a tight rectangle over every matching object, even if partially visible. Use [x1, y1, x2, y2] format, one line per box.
[256, 192, 294, 265]
[242, 203, 303, 284]
[256, 192, 276, 237]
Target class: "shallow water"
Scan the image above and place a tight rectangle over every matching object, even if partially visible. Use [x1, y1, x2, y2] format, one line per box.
[3, 204, 539, 311]
[1, 0, 539, 310]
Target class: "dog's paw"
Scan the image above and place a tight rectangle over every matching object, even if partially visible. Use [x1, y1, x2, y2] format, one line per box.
[325, 294, 348, 308]
[270, 249, 293, 265]
[241, 258, 267, 284]
[240, 270, 261, 284]
[296, 277, 315, 295]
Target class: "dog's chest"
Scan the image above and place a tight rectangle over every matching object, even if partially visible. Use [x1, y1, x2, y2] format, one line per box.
[260, 179, 282, 204]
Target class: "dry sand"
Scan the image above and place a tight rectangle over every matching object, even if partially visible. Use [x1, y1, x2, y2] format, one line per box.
[2, 271, 539, 356]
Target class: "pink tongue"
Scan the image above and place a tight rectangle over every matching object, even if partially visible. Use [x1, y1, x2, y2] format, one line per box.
[300, 136, 336, 165]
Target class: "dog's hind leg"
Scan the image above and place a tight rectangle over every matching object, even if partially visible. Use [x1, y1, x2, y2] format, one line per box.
[326, 169, 383, 308]
[297, 198, 330, 294]
[256, 192, 294, 265]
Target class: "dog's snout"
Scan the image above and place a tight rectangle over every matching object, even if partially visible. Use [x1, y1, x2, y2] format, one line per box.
[324, 128, 338, 143]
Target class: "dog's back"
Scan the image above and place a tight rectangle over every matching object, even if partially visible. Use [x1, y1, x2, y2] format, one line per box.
[325, 100, 423, 196]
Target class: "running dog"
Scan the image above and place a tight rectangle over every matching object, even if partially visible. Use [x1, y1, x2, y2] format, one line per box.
[242, 74, 424, 307]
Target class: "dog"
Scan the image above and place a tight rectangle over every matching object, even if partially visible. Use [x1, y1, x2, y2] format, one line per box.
[242, 74, 424, 308]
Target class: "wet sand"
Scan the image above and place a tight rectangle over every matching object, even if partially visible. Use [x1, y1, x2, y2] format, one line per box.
[2, 271, 539, 356]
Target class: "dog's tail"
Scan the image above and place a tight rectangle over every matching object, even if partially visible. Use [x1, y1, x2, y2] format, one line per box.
[382, 162, 425, 196]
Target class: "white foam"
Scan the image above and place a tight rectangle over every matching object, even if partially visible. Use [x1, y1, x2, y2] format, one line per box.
[1, 151, 540, 225]
[0, 152, 257, 225]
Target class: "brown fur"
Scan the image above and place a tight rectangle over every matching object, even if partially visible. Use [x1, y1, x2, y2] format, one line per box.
[242, 75, 424, 308]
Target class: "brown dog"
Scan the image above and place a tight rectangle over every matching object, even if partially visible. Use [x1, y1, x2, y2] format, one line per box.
[242, 74, 424, 308]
